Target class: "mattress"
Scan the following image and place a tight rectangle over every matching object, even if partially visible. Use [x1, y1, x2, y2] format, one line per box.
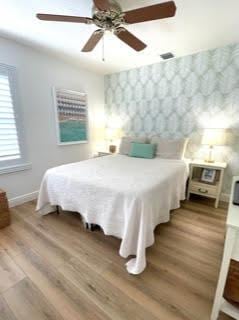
[36, 154, 189, 274]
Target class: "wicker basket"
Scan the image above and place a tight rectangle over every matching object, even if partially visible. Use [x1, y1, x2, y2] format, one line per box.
[224, 259, 239, 306]
[0, 189, 10, 229]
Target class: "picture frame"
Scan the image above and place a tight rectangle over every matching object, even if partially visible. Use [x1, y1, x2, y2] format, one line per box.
[201, 168, 217, 184]
[53, 88, 88, 145]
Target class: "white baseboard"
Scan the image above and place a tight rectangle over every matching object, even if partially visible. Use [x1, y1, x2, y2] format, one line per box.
[9, 191, 39, 208]
[7, 190, 230, 208]
[220, 193, 230, 203]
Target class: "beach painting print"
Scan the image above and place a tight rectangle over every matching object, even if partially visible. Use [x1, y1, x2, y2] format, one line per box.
[53, 88, 88, 145]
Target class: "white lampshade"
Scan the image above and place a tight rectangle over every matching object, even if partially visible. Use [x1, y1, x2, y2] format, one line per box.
[105, 127, 121, 141]
[202, 128, 226, 146]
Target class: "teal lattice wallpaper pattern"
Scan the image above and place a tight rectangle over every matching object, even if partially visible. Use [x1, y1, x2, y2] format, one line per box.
[104, 43, 239, 194]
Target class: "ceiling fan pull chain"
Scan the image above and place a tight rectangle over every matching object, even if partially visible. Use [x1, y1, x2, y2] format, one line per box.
[102, 33, 105, 62]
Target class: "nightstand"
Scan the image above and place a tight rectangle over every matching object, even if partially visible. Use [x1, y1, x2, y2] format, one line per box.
[187, 160, 227, 208]
[97, 152, 111, 157]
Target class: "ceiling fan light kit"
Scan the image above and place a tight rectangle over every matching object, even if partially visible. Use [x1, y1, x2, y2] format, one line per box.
[36, 0, 177, 53]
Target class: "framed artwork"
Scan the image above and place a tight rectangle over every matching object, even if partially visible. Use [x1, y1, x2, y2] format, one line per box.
[53, 88, 88, 145]
[201, 168, 216, 184]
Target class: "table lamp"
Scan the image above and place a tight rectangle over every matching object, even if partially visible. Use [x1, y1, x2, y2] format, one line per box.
[201, 128, 226, 163]
[105, 127, 121, 153]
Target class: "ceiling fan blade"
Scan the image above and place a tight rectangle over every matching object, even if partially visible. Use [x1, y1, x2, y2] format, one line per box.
[82, 30, 104, 52]
[93, 0, 110, 11]
[123, 1, 176, 24]
[115, 27, 146, 51]
[36, 14, 92, 24]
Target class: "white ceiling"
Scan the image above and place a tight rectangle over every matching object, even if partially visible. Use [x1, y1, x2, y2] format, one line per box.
[0, 0, 239, 75]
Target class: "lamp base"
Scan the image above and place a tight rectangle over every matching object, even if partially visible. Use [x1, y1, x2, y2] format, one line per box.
[204, 159, 215, 163]
[204, 145, 214, 163]
[109, 145, 116, 153]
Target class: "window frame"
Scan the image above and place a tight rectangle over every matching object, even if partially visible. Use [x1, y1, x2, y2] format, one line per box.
[0, 63, 29, 174]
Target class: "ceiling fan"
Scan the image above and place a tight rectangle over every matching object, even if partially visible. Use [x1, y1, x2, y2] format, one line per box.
[36, 0, 176, 53]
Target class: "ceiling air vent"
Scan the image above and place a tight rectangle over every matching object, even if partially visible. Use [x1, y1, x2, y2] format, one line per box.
[160, 52, 174, 60]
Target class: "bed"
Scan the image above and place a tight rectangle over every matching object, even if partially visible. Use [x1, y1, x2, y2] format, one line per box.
[36, 154, 189, 274]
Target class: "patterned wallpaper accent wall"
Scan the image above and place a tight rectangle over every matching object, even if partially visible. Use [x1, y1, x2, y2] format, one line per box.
[104, 44, 239, 194]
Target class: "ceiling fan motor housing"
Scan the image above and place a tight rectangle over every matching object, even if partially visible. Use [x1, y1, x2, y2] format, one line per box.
[92, 0, 125, 31]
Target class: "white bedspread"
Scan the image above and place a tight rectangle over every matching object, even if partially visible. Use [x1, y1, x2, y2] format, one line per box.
[36, 154, 188, 274]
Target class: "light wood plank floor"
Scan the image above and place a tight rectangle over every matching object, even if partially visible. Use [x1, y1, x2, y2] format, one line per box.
[0, 197, 233, 320]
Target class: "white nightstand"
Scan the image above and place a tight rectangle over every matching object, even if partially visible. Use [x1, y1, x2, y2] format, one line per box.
[96, 151, 111, 157]
[187, 160, 227, 208]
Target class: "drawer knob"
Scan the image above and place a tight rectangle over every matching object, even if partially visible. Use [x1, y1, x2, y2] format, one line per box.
[198, 188, 208, 194]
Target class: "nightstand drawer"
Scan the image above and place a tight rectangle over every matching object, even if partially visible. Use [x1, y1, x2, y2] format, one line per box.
[190, 182, 218, 197]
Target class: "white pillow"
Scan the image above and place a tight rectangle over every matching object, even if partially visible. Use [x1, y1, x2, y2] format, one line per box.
[119, 136, 147, 155]
[151, 136, 189, 159]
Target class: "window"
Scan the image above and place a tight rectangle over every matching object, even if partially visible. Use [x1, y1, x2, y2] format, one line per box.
[0, 64, 28, 173]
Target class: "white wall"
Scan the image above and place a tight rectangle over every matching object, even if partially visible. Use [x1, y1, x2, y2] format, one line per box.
[0, 37, 105, 203]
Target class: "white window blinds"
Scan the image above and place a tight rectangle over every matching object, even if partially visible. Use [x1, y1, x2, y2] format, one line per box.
[0, 64, 24, 170]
